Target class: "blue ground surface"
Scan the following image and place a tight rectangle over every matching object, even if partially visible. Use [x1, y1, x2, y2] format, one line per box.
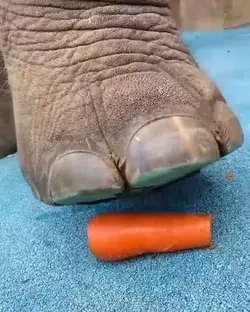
[0, 27, 250, 312]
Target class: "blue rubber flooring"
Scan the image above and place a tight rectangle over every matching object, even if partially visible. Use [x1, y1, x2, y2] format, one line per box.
[0, 26, 250, 312]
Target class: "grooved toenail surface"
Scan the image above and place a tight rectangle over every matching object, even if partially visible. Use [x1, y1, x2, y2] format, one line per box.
[213, 101, 244, 155]
[126, 117, 220, 188]
[49, 153, 123, 204]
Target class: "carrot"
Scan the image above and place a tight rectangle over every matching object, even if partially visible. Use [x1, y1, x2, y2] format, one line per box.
[88, 213, 212, 261]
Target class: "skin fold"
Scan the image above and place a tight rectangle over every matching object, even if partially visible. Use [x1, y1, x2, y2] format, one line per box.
[0, 0, 244, 205]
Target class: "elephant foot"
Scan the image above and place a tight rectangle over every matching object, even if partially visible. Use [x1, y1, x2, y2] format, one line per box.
[0, 1, 243, 204]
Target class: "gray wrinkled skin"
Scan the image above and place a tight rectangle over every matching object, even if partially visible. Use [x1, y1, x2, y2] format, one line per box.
[0, 1, 243, 204]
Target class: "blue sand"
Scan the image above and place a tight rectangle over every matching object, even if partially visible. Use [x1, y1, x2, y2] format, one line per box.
[1, 26, 250, 312]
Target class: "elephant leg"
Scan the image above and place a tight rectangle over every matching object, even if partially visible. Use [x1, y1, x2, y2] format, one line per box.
[0, 52, 16, 159]
[0, 1, 243, 204]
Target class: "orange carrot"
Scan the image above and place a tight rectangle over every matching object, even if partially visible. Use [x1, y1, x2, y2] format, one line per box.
[88, 213, 212, 261]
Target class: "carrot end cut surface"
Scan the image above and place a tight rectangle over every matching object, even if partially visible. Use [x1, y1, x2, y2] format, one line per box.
[87, 213, 212, 261]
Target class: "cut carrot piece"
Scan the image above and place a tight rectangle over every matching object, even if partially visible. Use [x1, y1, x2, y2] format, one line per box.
[88, 213, 212, 261]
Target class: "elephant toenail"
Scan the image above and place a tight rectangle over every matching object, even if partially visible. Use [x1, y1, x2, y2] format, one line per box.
[0, 135, 16, 159]
[125, 117, 220, 188]
[213, 101, 244, 155]
[49, 152, 123, 205]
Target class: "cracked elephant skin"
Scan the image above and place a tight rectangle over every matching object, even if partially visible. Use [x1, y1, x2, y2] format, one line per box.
[0, 0, 244, 205]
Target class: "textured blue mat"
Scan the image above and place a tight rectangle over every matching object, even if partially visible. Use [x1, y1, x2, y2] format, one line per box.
[1, 27, 250, 312]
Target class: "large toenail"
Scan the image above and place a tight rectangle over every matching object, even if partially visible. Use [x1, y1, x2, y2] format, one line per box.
[213, 101, 244, 155]
[125, 117, 220, 188]
[49, 152, 123, 204]
[0, 135, 16, 158]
